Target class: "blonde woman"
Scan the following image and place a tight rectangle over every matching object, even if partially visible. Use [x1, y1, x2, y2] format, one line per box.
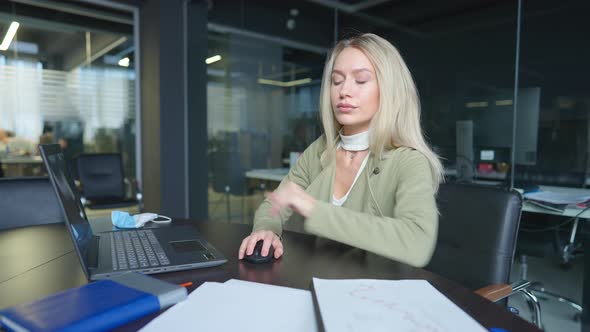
[238, 33, 444, 267]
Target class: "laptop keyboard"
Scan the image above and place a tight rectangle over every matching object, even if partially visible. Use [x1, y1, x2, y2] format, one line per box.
[111, 230, 171, 270]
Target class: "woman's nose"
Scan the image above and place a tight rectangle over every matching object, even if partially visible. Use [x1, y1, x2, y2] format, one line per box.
[339, 79, 352, 98]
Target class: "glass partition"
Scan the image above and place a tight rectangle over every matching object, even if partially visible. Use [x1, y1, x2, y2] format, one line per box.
[206, 29, 325, 222]
[0, 2, 136, 179]
[204, 0, 588, 222]
[516, 0, 589, 188]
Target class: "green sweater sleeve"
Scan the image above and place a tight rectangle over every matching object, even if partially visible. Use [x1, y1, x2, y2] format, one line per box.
[251, 140, 317, 236]
[303, 151, 438, 267]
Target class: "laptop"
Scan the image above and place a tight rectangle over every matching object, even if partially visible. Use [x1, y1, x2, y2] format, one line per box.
[39, 144, 227, 280]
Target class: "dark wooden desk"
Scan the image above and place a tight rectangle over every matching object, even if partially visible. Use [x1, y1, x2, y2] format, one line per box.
[0, 220, 541, 331]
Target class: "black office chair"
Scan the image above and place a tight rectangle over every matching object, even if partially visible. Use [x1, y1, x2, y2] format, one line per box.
[509, 164, 584, 319]
[76, 153, 141, 215]
[0, 176, 64, 230]
[427, 182, 542, 328]
[516, 215, 583, 318]
[209, 149, 249, 223]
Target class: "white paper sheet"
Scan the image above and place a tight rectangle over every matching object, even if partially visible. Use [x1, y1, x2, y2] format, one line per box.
[524, 191, 590, 205]
[139, 280, 318, 332]
[312, 278, 487, 332]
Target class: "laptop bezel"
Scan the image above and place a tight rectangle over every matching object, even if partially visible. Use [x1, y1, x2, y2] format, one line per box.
[39, 143, 94, 280]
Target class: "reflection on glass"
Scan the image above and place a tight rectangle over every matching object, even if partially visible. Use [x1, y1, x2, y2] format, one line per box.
[0, 3, 136, 179]
[206, 29, 324, 222]
[517, 1, 589, 188]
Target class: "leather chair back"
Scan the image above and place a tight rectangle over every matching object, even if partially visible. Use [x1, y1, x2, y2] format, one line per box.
[0, 176, 64, 230]
[210, 150, 247, 196]
[77, 153, 126, 202]
[426, 182, 522, 290]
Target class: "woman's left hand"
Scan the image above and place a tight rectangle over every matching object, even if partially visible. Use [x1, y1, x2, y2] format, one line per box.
[266, 181, 316, 218]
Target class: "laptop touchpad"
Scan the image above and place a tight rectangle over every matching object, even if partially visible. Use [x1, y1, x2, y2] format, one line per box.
[170, 240, 206, 253]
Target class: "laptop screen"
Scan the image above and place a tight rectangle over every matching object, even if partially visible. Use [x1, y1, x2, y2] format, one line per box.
[39, 144, 94, 276]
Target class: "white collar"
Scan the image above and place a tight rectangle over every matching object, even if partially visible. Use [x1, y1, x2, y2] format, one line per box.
[339, 130, 369, 151]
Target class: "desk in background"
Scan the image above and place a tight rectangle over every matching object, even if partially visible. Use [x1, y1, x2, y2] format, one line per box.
[444, 167, 508, 181]
[244, 168, 290, 193]
[519, 185, 590, 266]
[0, 155, 44, 177]
[520, 185, 590, 218]
[247, 167, 507, 180]
[245, 167, 289, 182]
[248, 167, 507, 183]
[0, 219, 541, 331]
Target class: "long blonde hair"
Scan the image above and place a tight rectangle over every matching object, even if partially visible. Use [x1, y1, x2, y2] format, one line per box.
[319, 33, 444, 191]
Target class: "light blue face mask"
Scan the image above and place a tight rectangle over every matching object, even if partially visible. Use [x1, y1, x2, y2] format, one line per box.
[111, 211, 171, 229]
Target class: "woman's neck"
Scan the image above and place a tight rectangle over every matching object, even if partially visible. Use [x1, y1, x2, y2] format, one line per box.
[341, 124, 368, 136]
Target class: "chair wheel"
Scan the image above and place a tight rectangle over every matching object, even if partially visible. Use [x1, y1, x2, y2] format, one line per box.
[573, 312, 582, 321]
[560, 261, 573, 270]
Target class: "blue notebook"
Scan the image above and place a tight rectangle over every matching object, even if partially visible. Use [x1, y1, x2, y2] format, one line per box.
[0, 273, 187, 332]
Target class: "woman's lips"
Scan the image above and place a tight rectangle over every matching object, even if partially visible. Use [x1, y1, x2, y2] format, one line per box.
[336, 104, 357, 113]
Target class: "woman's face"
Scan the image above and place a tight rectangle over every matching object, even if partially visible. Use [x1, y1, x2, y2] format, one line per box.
[330, 47, 380, 135]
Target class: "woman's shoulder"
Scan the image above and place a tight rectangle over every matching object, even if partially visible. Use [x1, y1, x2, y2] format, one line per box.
[383, 147, 434, 183]
[387, 146, 429, 166]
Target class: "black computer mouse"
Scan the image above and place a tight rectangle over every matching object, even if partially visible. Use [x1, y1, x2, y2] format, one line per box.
[244, 240, 274, 264]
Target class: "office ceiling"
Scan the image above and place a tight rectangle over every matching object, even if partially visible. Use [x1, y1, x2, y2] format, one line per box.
[0, 0, 518, 69]
[0, 0, 133, 70]
[0, 0, 586, 79]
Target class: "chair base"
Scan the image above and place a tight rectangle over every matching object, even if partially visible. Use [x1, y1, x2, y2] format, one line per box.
[521, 289, 543, 330]
[518, 254, 583, 324]
[558, 217, 584, 267]
[529, 285, 582, 313]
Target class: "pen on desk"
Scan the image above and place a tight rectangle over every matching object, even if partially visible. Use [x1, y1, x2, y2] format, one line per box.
[179, 282, 193, 288]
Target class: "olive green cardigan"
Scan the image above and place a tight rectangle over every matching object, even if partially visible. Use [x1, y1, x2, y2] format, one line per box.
[252, 136, 438, 267]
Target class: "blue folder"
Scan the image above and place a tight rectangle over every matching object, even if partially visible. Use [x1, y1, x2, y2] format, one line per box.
[0, 273, 187, 332]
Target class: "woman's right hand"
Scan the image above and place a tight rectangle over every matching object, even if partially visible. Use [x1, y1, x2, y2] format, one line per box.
[238, 230, 283, 259]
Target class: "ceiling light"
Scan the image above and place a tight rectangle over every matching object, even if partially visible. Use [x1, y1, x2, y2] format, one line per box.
[206, 55, 222, 64]
[466, 101, 488, 108]
[495, 99, 513, 106]
[258, 77, 312, 88]
[118, 57, 130, 67]
[0, 22, 20, 51]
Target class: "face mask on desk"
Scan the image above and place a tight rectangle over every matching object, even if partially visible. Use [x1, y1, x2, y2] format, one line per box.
[111, 211, 171, 229]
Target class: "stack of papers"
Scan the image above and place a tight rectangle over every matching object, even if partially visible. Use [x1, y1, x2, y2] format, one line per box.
[523, 191, 590, 205]
[312, 278, 487, 332]
[141, 278, 489, 332]
[139, 279, 317, 332]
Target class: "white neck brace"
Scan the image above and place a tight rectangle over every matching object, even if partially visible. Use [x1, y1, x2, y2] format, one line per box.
[339, 130, 370, 151]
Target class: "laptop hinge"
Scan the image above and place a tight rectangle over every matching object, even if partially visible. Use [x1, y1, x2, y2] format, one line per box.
[86, 235, 100, 269]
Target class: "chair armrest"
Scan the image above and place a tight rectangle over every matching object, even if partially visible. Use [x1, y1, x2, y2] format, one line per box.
[475, 280, 531, 302]
[121, 177, 143, 212]
[475, 284, 512, 302]
[123, 178, 142, 195]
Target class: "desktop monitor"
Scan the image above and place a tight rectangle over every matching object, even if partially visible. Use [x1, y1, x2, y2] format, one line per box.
[457, 87, 541, 167]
